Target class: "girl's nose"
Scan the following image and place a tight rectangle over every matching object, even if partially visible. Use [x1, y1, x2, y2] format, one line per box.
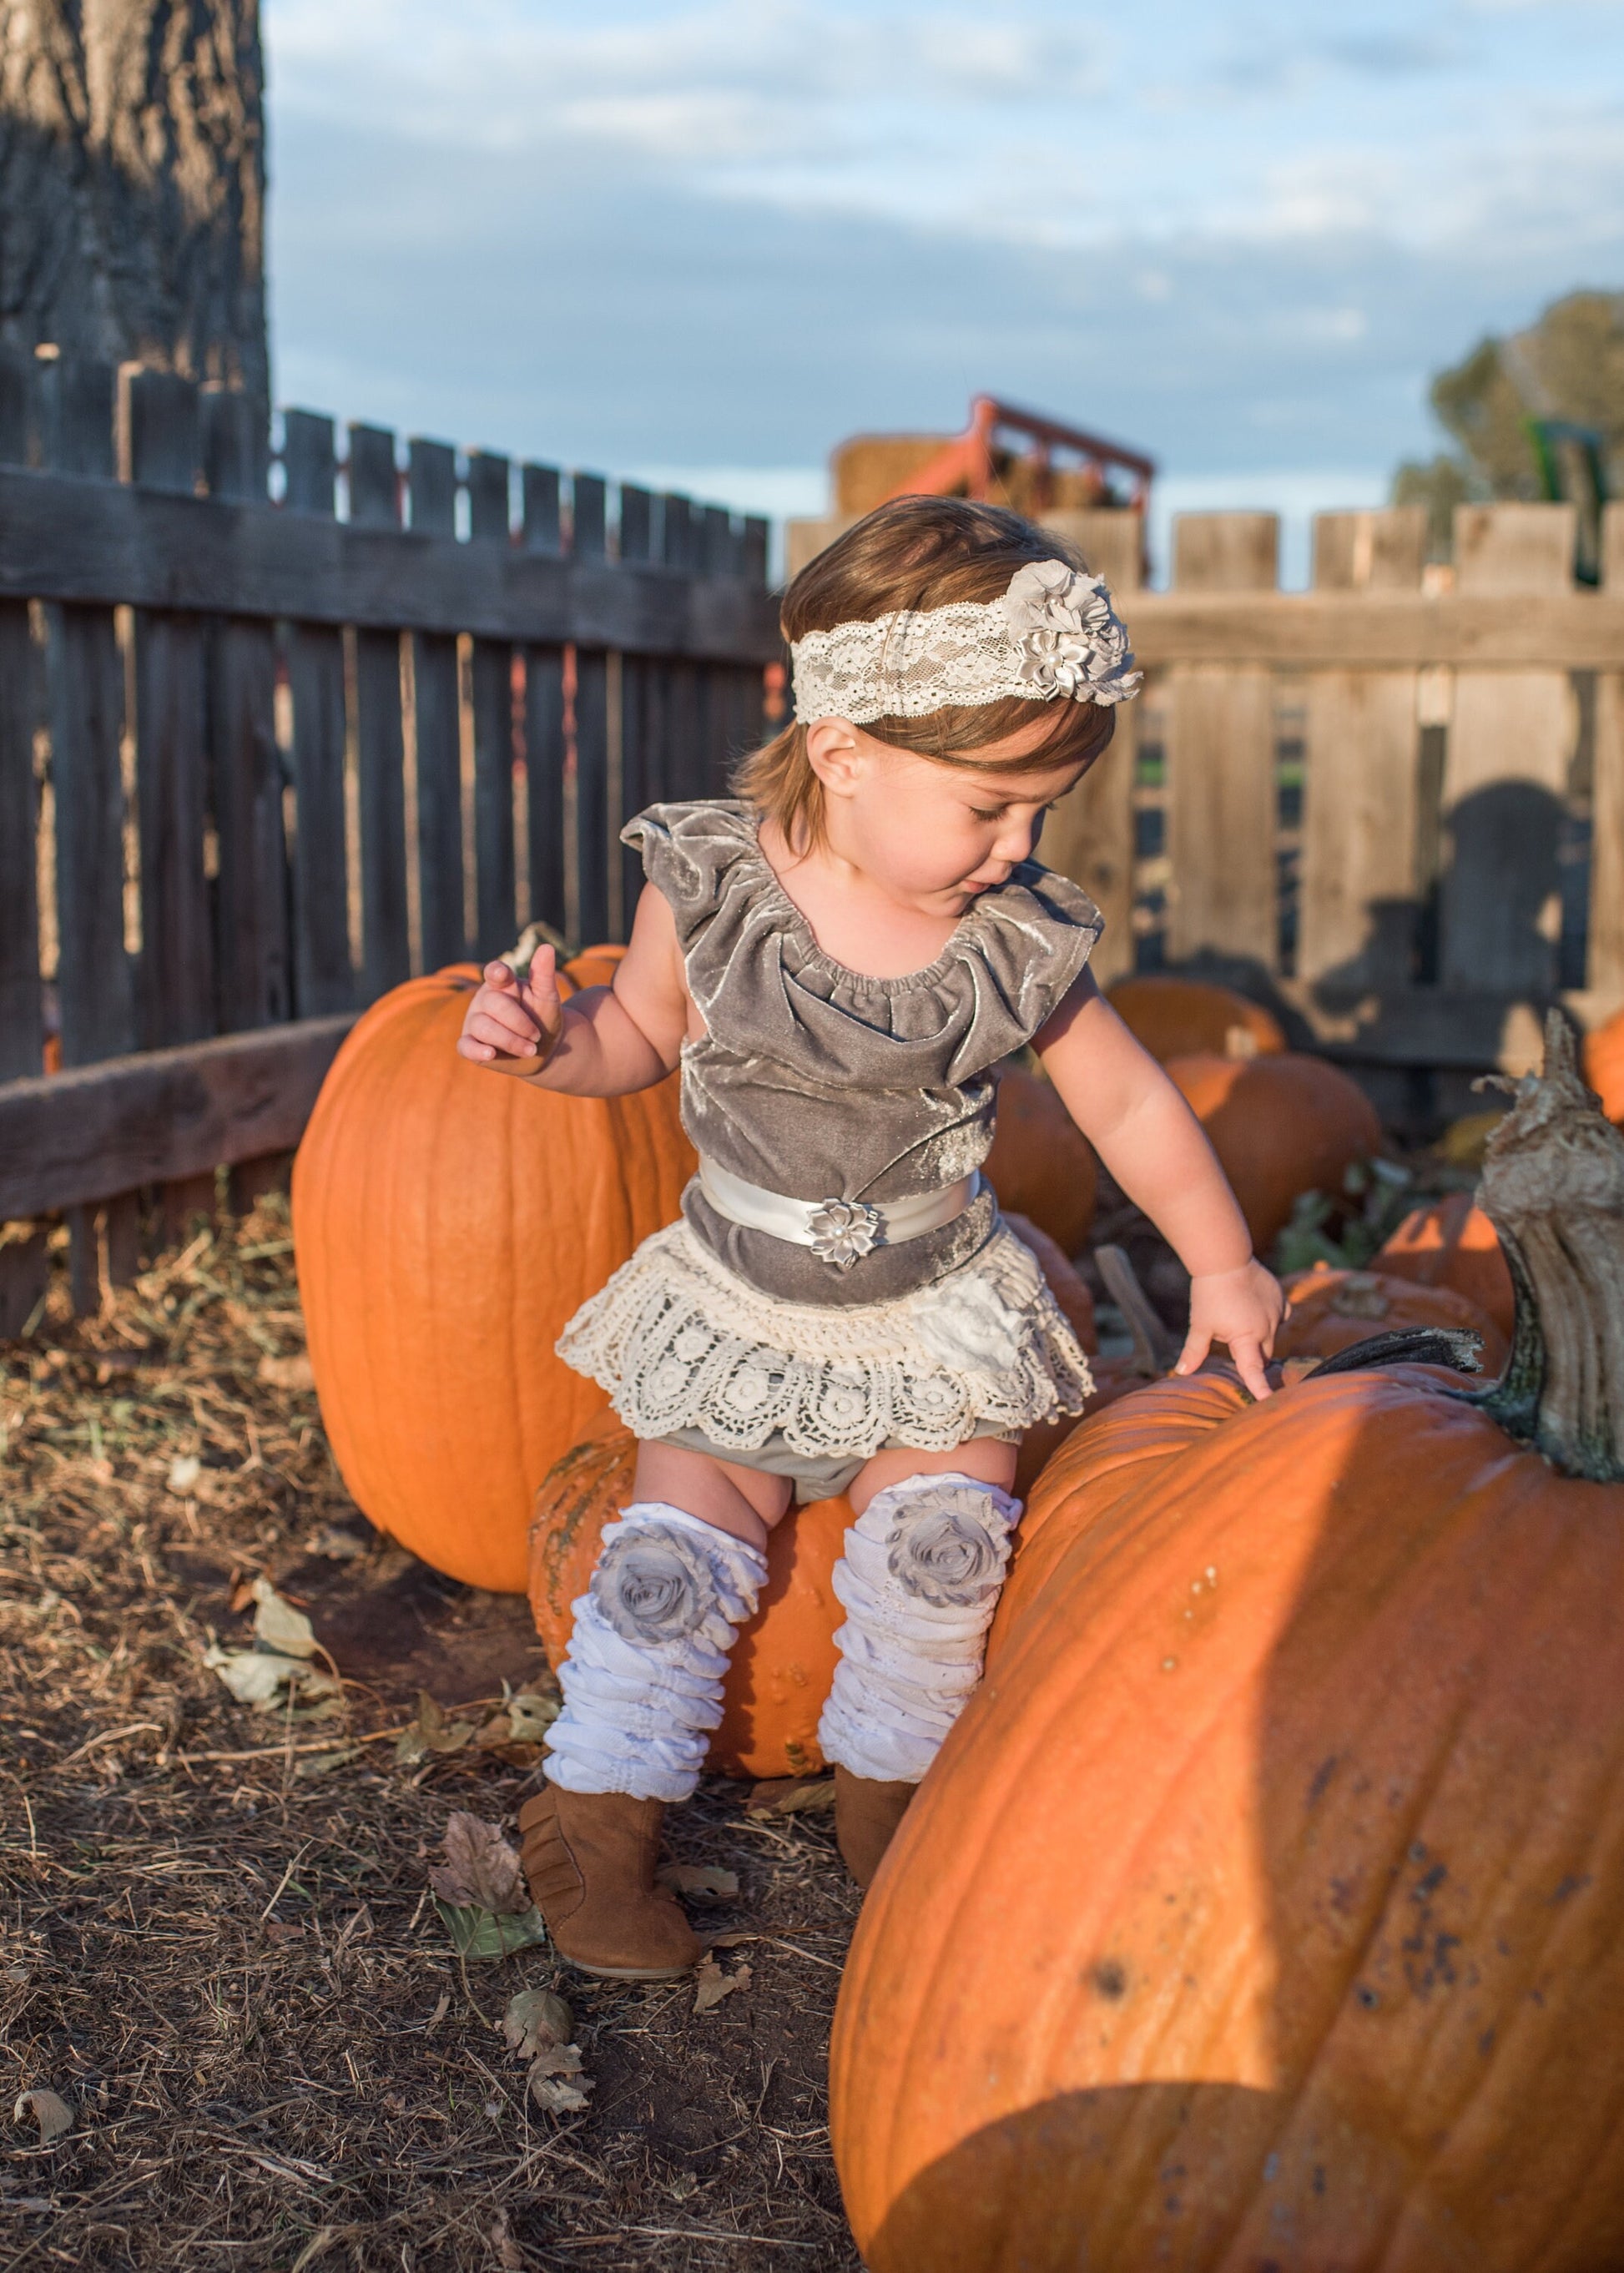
[994, 816, 1038, 864]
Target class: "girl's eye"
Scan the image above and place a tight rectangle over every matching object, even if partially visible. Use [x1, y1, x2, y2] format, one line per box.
[970, 806, 1003, 822]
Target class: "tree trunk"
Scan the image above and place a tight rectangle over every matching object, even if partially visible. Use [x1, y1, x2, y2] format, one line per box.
[0, 0, 267, 398]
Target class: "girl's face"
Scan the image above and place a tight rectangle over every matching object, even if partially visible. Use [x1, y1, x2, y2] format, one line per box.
[806, 708, 1110, 911]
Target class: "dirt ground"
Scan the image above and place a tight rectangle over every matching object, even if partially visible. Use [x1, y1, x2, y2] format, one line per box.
[0, 1199, 863, 2272]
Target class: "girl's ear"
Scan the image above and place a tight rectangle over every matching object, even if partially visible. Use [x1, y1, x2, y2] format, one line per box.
[804, 717, 867, 799]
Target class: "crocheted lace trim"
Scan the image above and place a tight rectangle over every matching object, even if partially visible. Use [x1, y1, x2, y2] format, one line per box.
[791, 560, 1141, 725]
[555, 1219, 1094, 1459]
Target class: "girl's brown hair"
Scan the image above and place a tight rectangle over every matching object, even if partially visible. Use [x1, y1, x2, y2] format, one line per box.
[734, 496, 1117, 851]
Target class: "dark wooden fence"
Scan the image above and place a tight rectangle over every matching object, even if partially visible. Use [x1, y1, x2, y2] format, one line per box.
[0, 351, 779, 1329]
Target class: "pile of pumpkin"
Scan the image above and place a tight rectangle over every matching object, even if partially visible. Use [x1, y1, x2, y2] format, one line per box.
[295, 955, 1624, 2268]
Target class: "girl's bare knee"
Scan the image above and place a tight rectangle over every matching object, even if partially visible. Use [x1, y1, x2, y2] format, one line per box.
[848, 1437, 1018, 1518]
[633, 1439, 793, 1551]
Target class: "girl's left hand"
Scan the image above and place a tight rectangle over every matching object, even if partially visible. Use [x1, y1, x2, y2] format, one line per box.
[1176, 1260, 1289, 1400]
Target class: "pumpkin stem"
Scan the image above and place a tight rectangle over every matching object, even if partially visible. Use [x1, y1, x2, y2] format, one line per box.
[1093, 1244, 1177, 1377]
[502, 920, 572, 980]
[1308, 1325, 1483, 1378]
[1473, 1011, 1624, 1482]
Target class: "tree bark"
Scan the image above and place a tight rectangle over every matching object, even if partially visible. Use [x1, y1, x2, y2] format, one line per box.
[0, 0, 267, 398]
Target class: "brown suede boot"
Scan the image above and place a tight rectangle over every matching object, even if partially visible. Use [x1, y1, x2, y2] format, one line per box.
[835, 1766, 918, 1891]
[517, 1783, 701, 1979]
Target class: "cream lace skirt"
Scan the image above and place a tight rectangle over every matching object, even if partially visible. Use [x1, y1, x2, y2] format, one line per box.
[556, 1217, 1094, 1460]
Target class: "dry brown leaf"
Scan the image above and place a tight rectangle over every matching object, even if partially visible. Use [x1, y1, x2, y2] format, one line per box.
[257, 1353, 315, 1392]
[487, 2207, 524, 2269]
[526, 2040, 584, 2080]
[657, 1863, 739, 1898]
[428, 1812, 528, 1915]
[693, 1959, 752, 2014]
[502, 1986, 573, 2059]
[747, 1777, 837, 1818]
[527, 2062, 592, 2116]
[250, 1575, 317, 1660]
[418, 1691, 477, 1754]
[14, 2088, 73, 2144]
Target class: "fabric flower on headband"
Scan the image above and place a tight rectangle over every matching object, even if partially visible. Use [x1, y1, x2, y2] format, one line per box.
[789, 556, 1142, 723]
[1001, 560, 1142, 708]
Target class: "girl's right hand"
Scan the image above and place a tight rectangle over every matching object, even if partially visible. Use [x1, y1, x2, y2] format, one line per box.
[456, 950, 564, 1070]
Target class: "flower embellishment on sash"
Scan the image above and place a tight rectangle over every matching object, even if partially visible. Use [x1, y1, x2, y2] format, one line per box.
[806, 1196, 882, 1270]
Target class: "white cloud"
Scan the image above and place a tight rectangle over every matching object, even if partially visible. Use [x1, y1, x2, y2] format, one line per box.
[260, 0, 1624, 488]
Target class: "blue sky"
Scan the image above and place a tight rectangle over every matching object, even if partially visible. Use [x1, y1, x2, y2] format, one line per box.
[262, 0, 1624, 576]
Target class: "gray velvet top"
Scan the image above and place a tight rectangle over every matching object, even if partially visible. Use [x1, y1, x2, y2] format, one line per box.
[624, 799, 1102, 1307]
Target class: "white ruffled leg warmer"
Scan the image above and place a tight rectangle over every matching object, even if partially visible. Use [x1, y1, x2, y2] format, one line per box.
[543, 1502, 768, 1804]
[817, 1472, 1021, 1785]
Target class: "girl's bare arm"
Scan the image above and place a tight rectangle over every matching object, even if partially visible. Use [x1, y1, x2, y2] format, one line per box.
[1032, 972, 1286, 1394]
[455, 885, 692, 1096]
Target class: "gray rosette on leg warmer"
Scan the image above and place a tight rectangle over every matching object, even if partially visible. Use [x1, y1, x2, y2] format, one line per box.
[544, 1503, 769, 1803]
[817, 1473, 1021, 1785]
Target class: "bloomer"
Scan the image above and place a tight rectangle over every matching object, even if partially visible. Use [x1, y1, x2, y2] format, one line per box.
[556, 1215, 1093, 1469]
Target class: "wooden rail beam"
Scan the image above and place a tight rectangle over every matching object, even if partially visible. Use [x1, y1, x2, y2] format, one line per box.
[0, 1016, 356, 1221]
[1122, 591, 1624, 669]
[0, 466, 783, 660]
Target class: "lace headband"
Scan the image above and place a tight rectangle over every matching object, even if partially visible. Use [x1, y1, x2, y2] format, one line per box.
[790, 558, 1141, 725]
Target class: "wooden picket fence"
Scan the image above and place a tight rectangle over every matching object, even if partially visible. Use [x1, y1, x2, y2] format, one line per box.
[0, 351, 778, 1329]
[3, 381, 1622, 1338]
[1039, 501, 1624, 1121]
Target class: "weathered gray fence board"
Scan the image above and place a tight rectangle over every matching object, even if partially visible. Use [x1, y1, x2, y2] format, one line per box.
[207, 404, 289, 1035]
[471, 638, 516, 957]
[1165, 514, 1279, 967]
[524, 647, 567, 941]
[287, 621, 353, 1017]
[0, 466, 781, 658]
[0, 602, 41, 1082]
[356, 627, 411, 999]
[575, 648, 611, 946]
[413, 630, 465, 970]
[0, 1016, 356, 1220]
[1299, 510, 1425, 998]
[1590, 508, 1624, 1011]
[126, 372, 215, 1051]
[1442, 504, 1577, 994]
[406, 439, 464, 972]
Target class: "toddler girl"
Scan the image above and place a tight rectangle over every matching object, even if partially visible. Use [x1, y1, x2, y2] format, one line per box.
[458, 496, 1284, 1979]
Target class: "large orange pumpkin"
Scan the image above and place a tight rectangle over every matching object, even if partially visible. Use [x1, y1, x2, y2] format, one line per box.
[832, 1020, 1624, 2273]
[1166, 1048, 1383, 1252]
[1374, 1192, 1516, 1340]
[985, 1066, 1097, 1254]
[1277, 1261, 1508, 1375]
[293, 953, 696, 1592]
[527, 1409, 850, 1781]
[1585, 1005, 1624, 1126]
[1108, 974, 1286, 1063]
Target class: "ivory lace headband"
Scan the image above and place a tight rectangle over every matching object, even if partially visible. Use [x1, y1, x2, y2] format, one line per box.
[790, 558, 1142, 725]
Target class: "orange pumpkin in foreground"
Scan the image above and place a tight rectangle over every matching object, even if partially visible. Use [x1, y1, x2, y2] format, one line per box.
[1277, 1261, 1508, 1376]
[528, 1410, 850, 1781]
[1107, 974, 1286, 1064]
[1374, 1192, 1516, 1340]
[293, 951, 695, 1592]
[985, 1066, 1097, 1254]
[832, 1022, 1624, 2273]
[1166, 1048, 1383, 1252]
